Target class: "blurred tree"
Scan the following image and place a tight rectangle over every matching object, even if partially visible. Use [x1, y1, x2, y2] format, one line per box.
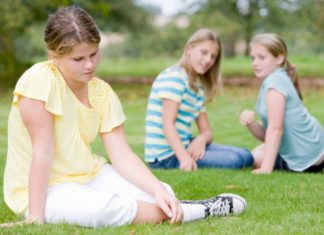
[190, 0, 262, 56]
[191, 0, 323, 56]
[285, 0, 324, 54]
[189, 8, 242, 57]
[0, 0, 151, 87]
[0, 0, 32, 87]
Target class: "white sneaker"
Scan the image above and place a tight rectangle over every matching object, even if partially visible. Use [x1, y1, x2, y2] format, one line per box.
[210, 193, 247, 216]
[181, 193, 247, 217]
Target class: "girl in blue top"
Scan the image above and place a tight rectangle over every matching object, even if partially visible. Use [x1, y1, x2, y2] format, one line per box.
[240, 33, 324, 174]
[145, 28, 253, 171]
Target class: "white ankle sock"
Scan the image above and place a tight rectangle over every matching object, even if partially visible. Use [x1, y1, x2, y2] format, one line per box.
[181, 203, 206, 222]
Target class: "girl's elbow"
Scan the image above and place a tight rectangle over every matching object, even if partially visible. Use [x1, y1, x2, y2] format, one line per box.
[206, 131, 213, 143]
[268, 126, 283, 136]
[162, 121, 174, 133]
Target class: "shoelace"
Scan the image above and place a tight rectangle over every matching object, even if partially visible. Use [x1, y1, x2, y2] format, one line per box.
[208, 198, 232, 216]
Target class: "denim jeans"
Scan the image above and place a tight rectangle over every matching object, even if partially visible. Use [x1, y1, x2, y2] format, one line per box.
[149, 143, 253, 169]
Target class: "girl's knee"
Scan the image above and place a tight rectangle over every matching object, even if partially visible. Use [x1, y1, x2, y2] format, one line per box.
[240, 148, 254, 167]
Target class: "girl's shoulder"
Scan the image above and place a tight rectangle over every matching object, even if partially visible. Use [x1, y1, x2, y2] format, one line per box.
[88, 77, 114, 97]
[13, 61, 66, 116]
[15, 60, 64, 93]
[88, 78, 121, 106]
[19, 60, 56, 80]
[165, 65, 185, 72]
[262, 68, 294, 97]
[162, 65, 185, 75]
[88, 78, 125, 131]
[157, 65, 188, 83]
[265, 68, 289, 84]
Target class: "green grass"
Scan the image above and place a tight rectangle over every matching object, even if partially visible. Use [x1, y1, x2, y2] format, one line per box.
[97, 57, 177, 78]
[0, 85, 323, 234]
[97, 55, 324, 80]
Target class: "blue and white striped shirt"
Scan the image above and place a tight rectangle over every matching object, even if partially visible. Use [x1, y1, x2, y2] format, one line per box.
[144, 66, 206, 162]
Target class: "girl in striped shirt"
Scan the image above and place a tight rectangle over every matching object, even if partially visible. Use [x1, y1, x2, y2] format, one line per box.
[145, 28, 253, 171]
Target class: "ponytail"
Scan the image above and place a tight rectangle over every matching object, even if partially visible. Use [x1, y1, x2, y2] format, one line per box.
[285, 61, 303, 100]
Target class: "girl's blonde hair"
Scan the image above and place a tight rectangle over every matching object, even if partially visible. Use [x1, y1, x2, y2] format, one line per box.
[44, 5, 101, 56]
[178, 28, 222, 103]
[250, 33, 302, 99]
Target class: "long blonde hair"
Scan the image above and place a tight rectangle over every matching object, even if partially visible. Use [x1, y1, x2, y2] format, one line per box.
[178, 28, 222, 103]
[44, 5, 101, 56]
[250, 33, 302, 99]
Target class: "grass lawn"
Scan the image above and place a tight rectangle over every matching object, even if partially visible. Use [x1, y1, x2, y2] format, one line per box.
[0, 85, 323, 234]
[97, 55, 324, 79]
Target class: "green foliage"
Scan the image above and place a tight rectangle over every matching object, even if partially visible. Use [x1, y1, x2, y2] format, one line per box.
[14, 23, 47, 62]
[102, 0, 324, 61]
[0, 86, 323, 234]
[0, 0, 30, 33]
[1, 0, 324, 88]
[0, 0, 67, 87]
[192, 0, 324, 55]
[0, 0, 153, 87]
[101, 24, 191, 58]
[75, 0, 152, 33]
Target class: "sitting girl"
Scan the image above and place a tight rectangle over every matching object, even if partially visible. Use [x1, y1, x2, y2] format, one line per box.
[145, 28, 253, 171]
[2, 6, 246, 228]
[240, 33, 324, 174]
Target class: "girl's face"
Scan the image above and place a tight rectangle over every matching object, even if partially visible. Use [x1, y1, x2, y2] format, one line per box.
[52, 42, 100, 86]
[186, 40, 219, 76]
[250, 43, 284, 79]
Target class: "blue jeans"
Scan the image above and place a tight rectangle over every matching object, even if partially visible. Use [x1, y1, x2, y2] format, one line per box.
[148, 143, 253, 169]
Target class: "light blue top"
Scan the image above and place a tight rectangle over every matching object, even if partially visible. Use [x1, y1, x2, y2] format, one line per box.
[144, 66, 205, 162]
[256, 68, 324, 171]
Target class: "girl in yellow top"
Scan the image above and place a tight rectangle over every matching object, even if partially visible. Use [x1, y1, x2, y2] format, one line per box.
[2, 5, 246, 228]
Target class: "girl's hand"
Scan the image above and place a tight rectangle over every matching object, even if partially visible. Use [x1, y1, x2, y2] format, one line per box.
[154, 189, 183, 224]
[240, 110, 256, 126]
[187, 136, 206, 161]
[179, 156, 197, 171]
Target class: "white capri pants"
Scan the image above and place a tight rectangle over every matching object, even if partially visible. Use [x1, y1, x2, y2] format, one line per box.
[26, 164, 175, 227]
